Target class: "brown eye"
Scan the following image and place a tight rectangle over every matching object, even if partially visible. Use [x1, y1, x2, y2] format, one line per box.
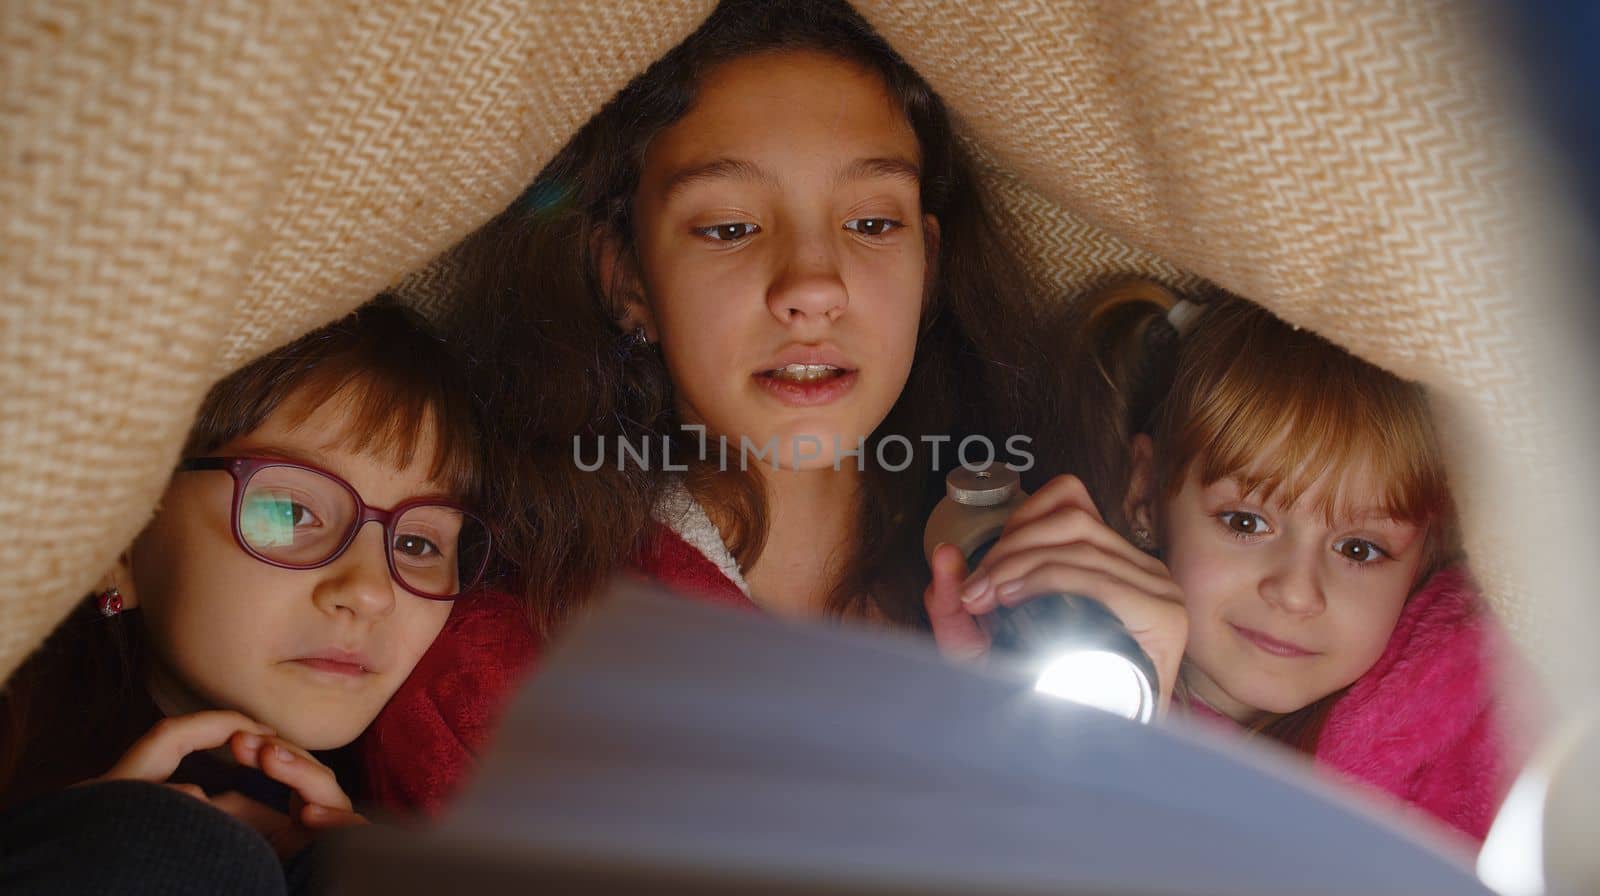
[1220, 511, 1269, 535]
[1334, 539, 1387, 564]
[844, 218, 901, 237]
[698, 223, 759, 242]
[393, 533, 440, 559]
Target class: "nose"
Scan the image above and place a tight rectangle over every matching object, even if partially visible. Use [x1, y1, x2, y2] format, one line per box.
[311, 522, 397, 621]
[766, 230, 848, 326]
[1258, 541, 1326, 618]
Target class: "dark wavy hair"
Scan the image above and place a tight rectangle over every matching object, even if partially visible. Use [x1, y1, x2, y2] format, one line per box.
[449, 0, 1051, 633]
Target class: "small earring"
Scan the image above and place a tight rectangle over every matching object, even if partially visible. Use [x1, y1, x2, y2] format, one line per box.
[617, 324, 649, 359]
[97, 586, 125, 617]
[1132, 526, 1156, 551]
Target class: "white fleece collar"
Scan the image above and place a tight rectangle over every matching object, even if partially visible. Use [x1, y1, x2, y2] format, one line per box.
[651, 478, 752, 598]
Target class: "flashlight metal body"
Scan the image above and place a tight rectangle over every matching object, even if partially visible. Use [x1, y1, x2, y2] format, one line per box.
[924, 463, 1159, 723]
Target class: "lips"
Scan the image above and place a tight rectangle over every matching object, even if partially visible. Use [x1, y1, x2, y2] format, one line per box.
[753, 345, 858, 407]
[1229, 624, 1317, 658]
[288, 648, 376, 677]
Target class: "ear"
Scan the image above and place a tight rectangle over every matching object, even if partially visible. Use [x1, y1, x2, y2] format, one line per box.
[1125, 433, 1158, 538]
[593, 227, 657, 340]
[103, 548, 141, 610]
[922, 213, 941, 283]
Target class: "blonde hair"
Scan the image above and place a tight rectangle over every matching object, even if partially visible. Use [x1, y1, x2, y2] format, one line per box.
[1146, 293, 1458, 583]
[1062, 286, 1464, 750]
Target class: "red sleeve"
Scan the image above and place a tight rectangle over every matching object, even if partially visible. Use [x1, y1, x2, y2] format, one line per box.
[361, 589, 540, 816]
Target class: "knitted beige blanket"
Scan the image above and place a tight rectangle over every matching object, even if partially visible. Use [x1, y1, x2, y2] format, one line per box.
[3, 1, 1595, 705]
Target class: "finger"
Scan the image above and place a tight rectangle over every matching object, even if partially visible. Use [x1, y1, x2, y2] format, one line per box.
[257, 740, 353, 811]
[1000, 475, 1104, 537]
[923, 543, 989, 662]
[102, 711, 275, 782]
[983, 544, 1178, 611]
[976, 500, 1166, 586]
[992, 562, 1182, 630]
[300, 803, 370, 830]
[227, 730, 271, 768]
[165, 782, 208, 802]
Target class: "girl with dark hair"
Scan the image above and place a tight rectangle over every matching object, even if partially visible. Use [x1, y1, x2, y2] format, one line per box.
[366, 0, 1187, 813]
[0, 300, 490, 894]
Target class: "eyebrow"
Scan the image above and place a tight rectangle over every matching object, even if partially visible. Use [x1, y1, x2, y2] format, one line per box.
[224, 441, 456, 499]
[660, 155, 922, 202]
[661, 158, 778, 201]
[837, 156, 922, 186]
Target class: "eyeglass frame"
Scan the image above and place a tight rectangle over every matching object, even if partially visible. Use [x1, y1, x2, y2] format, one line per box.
[177, 455, 491, 600]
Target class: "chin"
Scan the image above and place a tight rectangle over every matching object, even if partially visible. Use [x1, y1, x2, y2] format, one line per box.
[1241, 687, 1319, 717]
[252, 702, 370, 751]
[755, 424, 877, 471]
[274, 717, 366, 752]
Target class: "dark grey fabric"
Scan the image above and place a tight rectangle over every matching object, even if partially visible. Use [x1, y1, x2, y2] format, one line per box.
[0, 779, 286, 896]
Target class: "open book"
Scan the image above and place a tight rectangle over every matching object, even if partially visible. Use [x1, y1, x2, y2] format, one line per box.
[335, 580, 1492, 895]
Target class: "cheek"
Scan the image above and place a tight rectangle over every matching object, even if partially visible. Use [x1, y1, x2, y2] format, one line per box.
[1168, 556, 1231, 624]
[391, 600, 453, 672]
[1331, 579, 1411, 668]
[648, 262, 758, 375]
[129, 511, 248, 638]
[640, 232, 754, 326]
[139, 562, 292, 664]
[851, 244, 925, 311]
[130, 505, 305, 669]
[846, 254, 925, 364]
[1160, 525, 1234, 613]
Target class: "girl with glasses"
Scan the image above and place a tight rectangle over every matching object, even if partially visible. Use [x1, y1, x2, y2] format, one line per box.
[0, 299, 492, 895]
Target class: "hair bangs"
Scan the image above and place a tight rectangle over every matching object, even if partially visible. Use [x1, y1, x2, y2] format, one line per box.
[1160, 299, 1450, 530]
[185, 300, 483, 505]
[277, 364, 479, 501]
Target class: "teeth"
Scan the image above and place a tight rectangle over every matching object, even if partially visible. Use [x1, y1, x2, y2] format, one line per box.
[767, 363, 841, 382]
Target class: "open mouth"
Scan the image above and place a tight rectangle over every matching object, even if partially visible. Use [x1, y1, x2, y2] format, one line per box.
[754, 364, 859, 407]
[760, 363, 850, 383]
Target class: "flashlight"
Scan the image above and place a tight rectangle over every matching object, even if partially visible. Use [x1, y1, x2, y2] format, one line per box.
[924, 463, 1160, 723]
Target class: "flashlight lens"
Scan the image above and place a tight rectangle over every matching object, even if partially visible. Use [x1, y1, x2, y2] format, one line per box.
[1033, 649, 1154, 722]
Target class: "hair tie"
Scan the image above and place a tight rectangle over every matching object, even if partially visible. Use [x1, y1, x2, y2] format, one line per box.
[1166, 299, 1203, 338]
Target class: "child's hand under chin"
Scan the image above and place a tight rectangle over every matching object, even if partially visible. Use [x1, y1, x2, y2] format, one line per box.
[923, 474, 1189, 716]
[91, 710, 367, 859]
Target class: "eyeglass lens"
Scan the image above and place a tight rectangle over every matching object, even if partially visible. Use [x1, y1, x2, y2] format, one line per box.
[239, 464, 488, 597]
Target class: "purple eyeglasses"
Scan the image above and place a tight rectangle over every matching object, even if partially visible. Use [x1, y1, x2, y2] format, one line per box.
[178, 456, 490, 600]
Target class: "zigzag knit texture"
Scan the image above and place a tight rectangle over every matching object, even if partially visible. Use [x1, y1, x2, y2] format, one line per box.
[2, 1, 1597, 698]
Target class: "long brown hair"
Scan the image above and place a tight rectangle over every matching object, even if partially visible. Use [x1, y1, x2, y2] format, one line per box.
[450, 0, 1044, 633]
[0, 299, 483, 806]
[1062, 283, 1460, 751]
